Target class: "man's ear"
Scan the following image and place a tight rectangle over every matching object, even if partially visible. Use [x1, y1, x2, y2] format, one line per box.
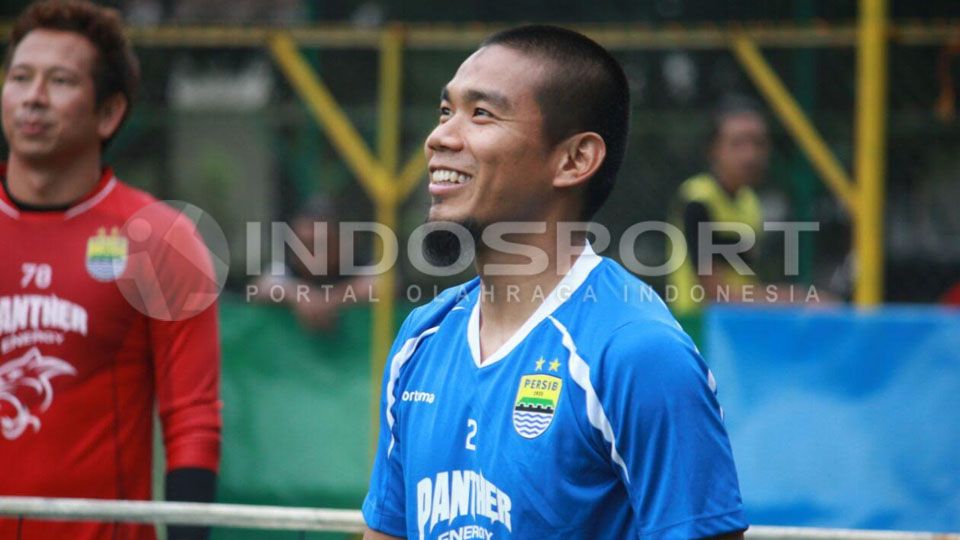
[553, 132, 606, 189]
[97, 94, 128, 141]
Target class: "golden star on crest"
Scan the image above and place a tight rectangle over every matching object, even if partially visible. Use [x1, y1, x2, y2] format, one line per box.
[548, 359, 561, 372]
[535, 358, 545, 371]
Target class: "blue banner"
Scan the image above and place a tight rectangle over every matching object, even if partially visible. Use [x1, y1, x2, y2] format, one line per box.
[705, 306, 960, 532]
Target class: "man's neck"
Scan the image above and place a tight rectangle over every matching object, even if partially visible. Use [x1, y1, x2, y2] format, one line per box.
[711, 170, 744, 198]
[474, 230, 587, 363]
[5, 152, 103, 207]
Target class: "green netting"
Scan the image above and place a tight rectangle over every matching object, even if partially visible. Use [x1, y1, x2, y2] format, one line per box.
[211, 295, 412, 540]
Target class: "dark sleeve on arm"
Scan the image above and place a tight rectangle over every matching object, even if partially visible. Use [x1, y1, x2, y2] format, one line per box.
[683, 201, 711, 269]
[165, 467, 217, 540]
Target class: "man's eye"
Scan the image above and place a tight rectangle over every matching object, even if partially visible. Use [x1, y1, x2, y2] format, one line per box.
[439, 106, 452, 116]
[474, 108, 492, 118]
[8, 73, 30, 83]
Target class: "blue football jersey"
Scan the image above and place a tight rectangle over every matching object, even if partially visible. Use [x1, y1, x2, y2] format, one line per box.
[363, 246, 747, 539]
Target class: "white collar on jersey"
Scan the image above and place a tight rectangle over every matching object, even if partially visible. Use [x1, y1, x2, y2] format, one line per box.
[467, 242, 602, 368]
[0, 175, 117, 220]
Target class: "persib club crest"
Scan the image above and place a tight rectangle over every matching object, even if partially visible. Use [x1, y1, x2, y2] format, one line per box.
[86, 227, 128, 282]
[513, 371, 563, 439]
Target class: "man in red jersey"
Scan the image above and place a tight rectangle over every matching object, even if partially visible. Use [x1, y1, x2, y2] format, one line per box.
[0, 2, 221, 539]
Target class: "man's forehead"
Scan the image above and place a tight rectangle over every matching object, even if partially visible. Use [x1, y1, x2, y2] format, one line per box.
[455, 45, 548, 81]
[444, 45, 547, 104]
[441, 85, 511, 110]
[721, 113, 768, 134]
[11, 29, 96, 71]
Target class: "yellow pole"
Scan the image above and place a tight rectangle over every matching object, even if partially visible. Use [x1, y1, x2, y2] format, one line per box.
[397, 151, 428, 200]
[378, 25, 404, 176]
[371, 198, 398, 403]
[853, 0, 888, 306]
[267, 33, 390, 202]
[267, 29, 427, 453]
[371, 26, 405, 451]
[731, 35, 858, 213]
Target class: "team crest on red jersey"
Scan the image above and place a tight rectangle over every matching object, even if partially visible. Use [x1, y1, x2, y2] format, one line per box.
[86, 227, 128, 282]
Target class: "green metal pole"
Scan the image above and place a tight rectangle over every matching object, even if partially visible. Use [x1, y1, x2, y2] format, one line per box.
[791, 0, 817, 285]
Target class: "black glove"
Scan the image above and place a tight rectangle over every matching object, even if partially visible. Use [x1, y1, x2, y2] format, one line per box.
[165, 467, 217, 540]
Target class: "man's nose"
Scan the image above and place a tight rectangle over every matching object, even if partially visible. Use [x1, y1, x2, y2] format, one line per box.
[743, 141, 767, 163]
[22, 76, 50, 107]
[425, 116, 464, 153]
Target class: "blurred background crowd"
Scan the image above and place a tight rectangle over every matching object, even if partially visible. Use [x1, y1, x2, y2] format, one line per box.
[4, 0, 959, 305]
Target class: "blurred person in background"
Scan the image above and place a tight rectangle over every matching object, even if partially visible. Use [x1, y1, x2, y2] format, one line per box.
[668, 95, 822, 316]
[250, 195, 378, 331]
[0, 2, 220, 539]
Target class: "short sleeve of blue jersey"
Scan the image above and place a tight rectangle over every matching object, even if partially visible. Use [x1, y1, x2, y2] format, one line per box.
[362, 312, 416, 536]
[362, 284, 470, 536]
[594, 320, 747, 538]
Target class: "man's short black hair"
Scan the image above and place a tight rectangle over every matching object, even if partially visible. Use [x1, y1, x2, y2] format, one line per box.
[707, 94, 767, 147]
[481, 25, 630, 221]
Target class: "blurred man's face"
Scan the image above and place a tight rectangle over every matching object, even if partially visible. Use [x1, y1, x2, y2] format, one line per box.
[424, 45, 558, 230]
[710, 112, 770, 190]
[2, 29, 109, 165]
[292, 216, 340, 278]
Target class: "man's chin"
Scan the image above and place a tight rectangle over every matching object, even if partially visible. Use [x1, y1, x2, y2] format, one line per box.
[427, 204, 461, 224]
[421, 215, 482, 268]
[10, 141, 62, 163]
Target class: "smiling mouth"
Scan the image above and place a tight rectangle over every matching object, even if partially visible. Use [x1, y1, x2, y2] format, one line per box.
[429, 168, 473, 185]
[17, 121, 50, 135]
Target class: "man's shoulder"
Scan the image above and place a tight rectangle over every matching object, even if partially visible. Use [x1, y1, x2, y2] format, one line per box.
[561, 259, 697, 369]
[605, 317, 697, 364]
[397, 278, 479, 340]
[102, 180, 209, 250]
[576, 313, 706, 400]
[573, 258, 675, 323]
[676, 172, 722, 204]
[676, 172, 760, 210]
[104, 176, 160, 214]
[92, 176, 165, 220]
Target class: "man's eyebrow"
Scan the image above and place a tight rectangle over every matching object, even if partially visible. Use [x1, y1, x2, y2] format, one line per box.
[8, 63, 78, 74]
[440, 86, 512, 112]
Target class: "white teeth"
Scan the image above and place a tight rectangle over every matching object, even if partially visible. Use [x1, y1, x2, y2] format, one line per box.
[430, 169, 472, 185]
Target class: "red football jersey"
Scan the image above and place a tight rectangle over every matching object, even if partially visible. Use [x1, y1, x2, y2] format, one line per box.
[0, 166, 222, 540]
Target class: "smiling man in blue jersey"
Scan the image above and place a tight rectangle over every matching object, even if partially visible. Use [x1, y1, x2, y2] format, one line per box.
[362, 25, 747, 540]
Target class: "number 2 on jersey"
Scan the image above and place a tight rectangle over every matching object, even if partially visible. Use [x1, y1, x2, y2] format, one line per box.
[465, 418, 478, 451]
